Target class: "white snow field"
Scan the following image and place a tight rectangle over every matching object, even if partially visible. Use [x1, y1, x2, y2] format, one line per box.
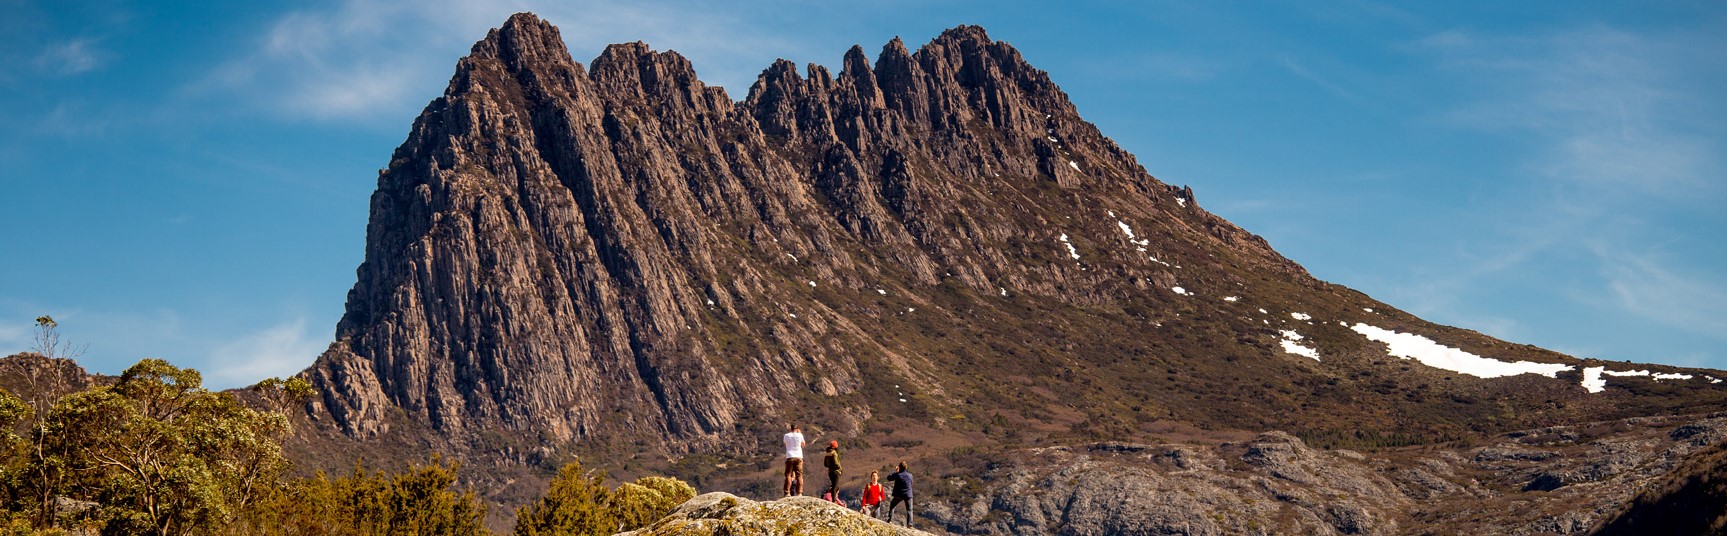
[1278, 329, 1320, 361]
[1350, 323, 1572, 379]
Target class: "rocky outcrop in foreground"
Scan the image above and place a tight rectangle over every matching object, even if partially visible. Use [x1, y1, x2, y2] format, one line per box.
[618, 492, 933, 536]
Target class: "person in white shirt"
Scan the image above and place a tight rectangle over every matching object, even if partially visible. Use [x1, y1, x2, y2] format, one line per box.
[782, 424, 806, 497]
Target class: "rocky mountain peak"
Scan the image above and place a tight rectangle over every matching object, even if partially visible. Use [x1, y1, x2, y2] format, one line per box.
[841, 44, 872, 78]
[590, 41, 710, 104]
[934, 24, 992, 45]
[300, 15, 1727, 502]
[469, 12, 574, 75]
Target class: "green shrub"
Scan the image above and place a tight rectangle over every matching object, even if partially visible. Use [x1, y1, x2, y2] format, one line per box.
[512, 461, 697, 536]
[234, 458, 489, 536]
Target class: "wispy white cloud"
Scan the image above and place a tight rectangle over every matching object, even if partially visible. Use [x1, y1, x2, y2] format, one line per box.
[38, 101, 112, 137]
[207, 318, 328, 389]
[1276, 53, 1355, 100]
[35, 38, 106, 75]
[192, 0, 796, 123]
[286, 63, 421, 120]
[0, 300, 328, 390]
[1402, 23, 1727, 362]
[188, 1, 443, 122]
[1595, 245, 1727, 341]
[0, 302, 99, 360]
[1420, 25, 1724, 198]
[0, 322, 30, 355]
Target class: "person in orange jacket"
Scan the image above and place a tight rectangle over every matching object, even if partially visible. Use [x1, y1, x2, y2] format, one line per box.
[859, 470, 887, 517]
[822, 440, 843, 502]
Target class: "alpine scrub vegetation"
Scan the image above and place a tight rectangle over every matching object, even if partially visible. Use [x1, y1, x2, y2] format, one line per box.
[230, 458, 490, 536]
[513, 460, 697, 536]
[0, 345, 704, 535]
[0, 359, 305, 535]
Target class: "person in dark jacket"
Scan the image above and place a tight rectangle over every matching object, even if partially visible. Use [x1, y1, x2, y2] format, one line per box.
[822, 440, 843, 503]
[885, 461, 915, 527]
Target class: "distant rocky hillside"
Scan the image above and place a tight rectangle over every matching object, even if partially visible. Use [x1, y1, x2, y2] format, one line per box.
[0, 353, 109, 402]
[285, 12, 1727, 532]
[918, 413, 1727, 534]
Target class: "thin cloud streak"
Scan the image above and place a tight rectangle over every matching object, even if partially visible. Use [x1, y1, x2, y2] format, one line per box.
[35, 38, 105, 75]
[207, 318, 328, 389]
[1421, 25, 1724, 197]
[1276, 53, 1355, 100]
[191, 0, 800, 124]
[0, 299, 324, 389]
[1597, 246, 1727, 341]
[0, 323, 29, 354]
[1401, 23, 1727, 362]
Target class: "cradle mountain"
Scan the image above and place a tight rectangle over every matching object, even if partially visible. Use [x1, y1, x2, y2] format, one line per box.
[116, 12, 1727, 534]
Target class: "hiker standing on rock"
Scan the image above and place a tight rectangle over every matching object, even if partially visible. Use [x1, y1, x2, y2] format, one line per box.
[822, 440, 843, 503]
[886, 461, 915, 527]
[860, 470, 886, 518]
[783, 424, 806, 496]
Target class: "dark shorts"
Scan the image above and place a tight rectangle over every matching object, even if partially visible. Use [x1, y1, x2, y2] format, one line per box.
[785, 457, 803, 474]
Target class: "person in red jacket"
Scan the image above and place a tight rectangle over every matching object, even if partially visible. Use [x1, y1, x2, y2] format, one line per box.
[859, 470, 887, 518]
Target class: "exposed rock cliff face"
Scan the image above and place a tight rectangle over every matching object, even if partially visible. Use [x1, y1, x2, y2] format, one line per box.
[302, 13, 1310, 451]
[293, 11, 1727, 531]
[0, 353, 108, 403]
[304, 13, 1724, 459]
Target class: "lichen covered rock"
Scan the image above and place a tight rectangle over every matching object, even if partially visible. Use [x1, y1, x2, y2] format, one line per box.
[617, 492, 933, 536]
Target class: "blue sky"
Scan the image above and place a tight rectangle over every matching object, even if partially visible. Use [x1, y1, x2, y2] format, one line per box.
[2, 0, 1723, 389]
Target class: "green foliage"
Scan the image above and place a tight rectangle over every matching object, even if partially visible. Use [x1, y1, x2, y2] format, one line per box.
[251, 377, 314, 410]
[610, 477, 695, 530]
[0, 358, 303, 535]
[0, 353, 515, 536]
[513, 461, 697, 536]
[0, 389, 34, 532]
[234, 458, 490, 536]
[0, 389, 26, 444]
[513, 460, 614, 536]
[40, 359, 292, 535]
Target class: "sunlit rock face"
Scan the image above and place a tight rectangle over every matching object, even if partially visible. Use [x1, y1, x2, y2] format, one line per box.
[285, 12, 1727, 533]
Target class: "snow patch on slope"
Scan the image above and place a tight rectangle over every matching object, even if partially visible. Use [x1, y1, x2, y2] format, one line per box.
[1278, 330, 1319, 360]
[1350, 323, 1572, 379]
[1582, 367, 1702, 392]
[1603, 369, 1649, 377]
[1281, 340, 1320, 361]
[1581, 366, 1606, 393]
[1058, 233, 1080, 261]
